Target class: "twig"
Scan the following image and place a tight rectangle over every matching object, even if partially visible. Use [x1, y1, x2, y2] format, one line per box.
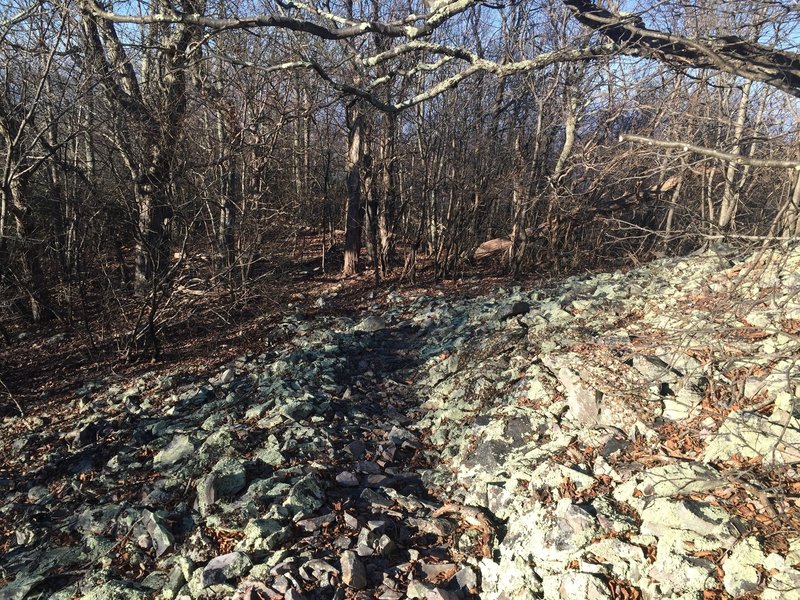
[0, 375, 23, 417]
[721, 471, 779, 520]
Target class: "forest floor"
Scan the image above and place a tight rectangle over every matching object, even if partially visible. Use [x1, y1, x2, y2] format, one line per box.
[2, 241, 800, 599]
[0, 233, 533, 422]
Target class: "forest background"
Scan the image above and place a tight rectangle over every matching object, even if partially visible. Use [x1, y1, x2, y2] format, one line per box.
[2, 0, 800, 364]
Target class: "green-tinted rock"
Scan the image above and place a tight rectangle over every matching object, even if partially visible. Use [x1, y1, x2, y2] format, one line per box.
[283, 474, 324, 515]
[153, 435, 194, 468]
[80, 580, 147, 600]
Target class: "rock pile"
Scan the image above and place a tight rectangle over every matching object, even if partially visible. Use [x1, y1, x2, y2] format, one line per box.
[2, 244, 800, 599]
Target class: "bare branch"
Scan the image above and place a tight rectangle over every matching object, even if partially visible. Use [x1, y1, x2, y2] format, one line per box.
[80, 0, 482, 41]
[308, 43, 620, 113]
[620, 134, 800, 170]
[563, 0, 800, 98]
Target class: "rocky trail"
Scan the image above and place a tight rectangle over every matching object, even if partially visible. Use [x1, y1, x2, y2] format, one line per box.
[3, 245, 800, 599]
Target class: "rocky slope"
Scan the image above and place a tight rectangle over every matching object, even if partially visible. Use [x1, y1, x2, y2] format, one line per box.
[2, 245, 800, 599]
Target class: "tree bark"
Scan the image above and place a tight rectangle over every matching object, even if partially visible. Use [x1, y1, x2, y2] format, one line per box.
[718, 80, 752, 231]
[343, 104, 365, 275]
[8, 177, 52, 321]
[378, 113, 398, 274]
[216, 111, 238, 277]
[133, 165, 172, 295]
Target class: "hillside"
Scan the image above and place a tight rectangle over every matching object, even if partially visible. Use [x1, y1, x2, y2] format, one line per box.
[2, 244, 800, 600]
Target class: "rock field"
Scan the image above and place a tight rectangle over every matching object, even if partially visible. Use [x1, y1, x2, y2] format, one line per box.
[3, 244, 800, 599]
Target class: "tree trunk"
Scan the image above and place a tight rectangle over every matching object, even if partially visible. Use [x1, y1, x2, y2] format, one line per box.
[216, 112, 238, 277]
[363, 141, 380, 282]
[9, 177, 52, 321]
[510, 133, 531, 276]
[378, 113, 398, 274]
[784, 169, 800, 238]
[718, 80, 752, 231]
[133, 167, 172, 296]
[343, 104, 365, 275]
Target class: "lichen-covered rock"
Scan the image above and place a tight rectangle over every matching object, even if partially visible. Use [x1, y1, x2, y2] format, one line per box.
[722, 537, 766, 597]
[703, 410, 800, 464]
[80, 580, 146, 600]
[236, 518, 291, 552]
[283, 474, 325, 515]
[640, 498, 737, 550]
[202, 551, 252, 587]
[542, 571, 611, 600]
[647, 541, 715, 595]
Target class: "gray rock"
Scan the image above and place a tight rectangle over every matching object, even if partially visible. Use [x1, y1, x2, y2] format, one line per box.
[234, 581, 280, 600]
[254, 444, 284, 467]
[584, 538, 648, 582]
[420, 563, 456, 581]
[279, 399, 315, 420]
[202, 552, 253, 587]
[497, 301, 531, 321]
[366, 519, 386, 531]
[376, 534, 397, 557]
[77, 503, 125, 535]
[162, 564, 186, 597]
[198, 456, 247, 515]
[26, 485, 50, 504]
[704, 410, 800, 465]
[141, 509, 174, 558]
[210, 457, 247, 496]
[661, 383, 704, 421]
[354, 316, 387, 332]
[300, 558, 339, 588]
[406, 579, 434, 599]
[295, 512, 336, 532]
[283, 474, 325, 515]
[237, 519, 291, 552]
[426, 589, 461, 600]
[335, 471, 360, 487]
[343, 512, 361, 530]
[387, 426, 419, 448]
[647, 541, 715, 594]
[406, 517, 456, 537]
[141, 571, 168, 590]
[357, 527, 376, 555]
[219, 368, 235, 384]
[360, 488, 393, 507]
[614, 462, 729, 506]
[340, 550, 367, 589]
[763, 567, 800, 600]
[154, 435, 195, 468]
[0, 574, 46, 600]
[542, 356, 599, 426]
[184, 529, 215, 563]
[455, 566, 478, 594]
[640, 498, 737, 549]
[346, 440, 366, 458]
[554, 572, 612, 600]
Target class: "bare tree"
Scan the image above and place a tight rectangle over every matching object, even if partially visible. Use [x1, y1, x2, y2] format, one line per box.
[0, 2, 71, 321]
